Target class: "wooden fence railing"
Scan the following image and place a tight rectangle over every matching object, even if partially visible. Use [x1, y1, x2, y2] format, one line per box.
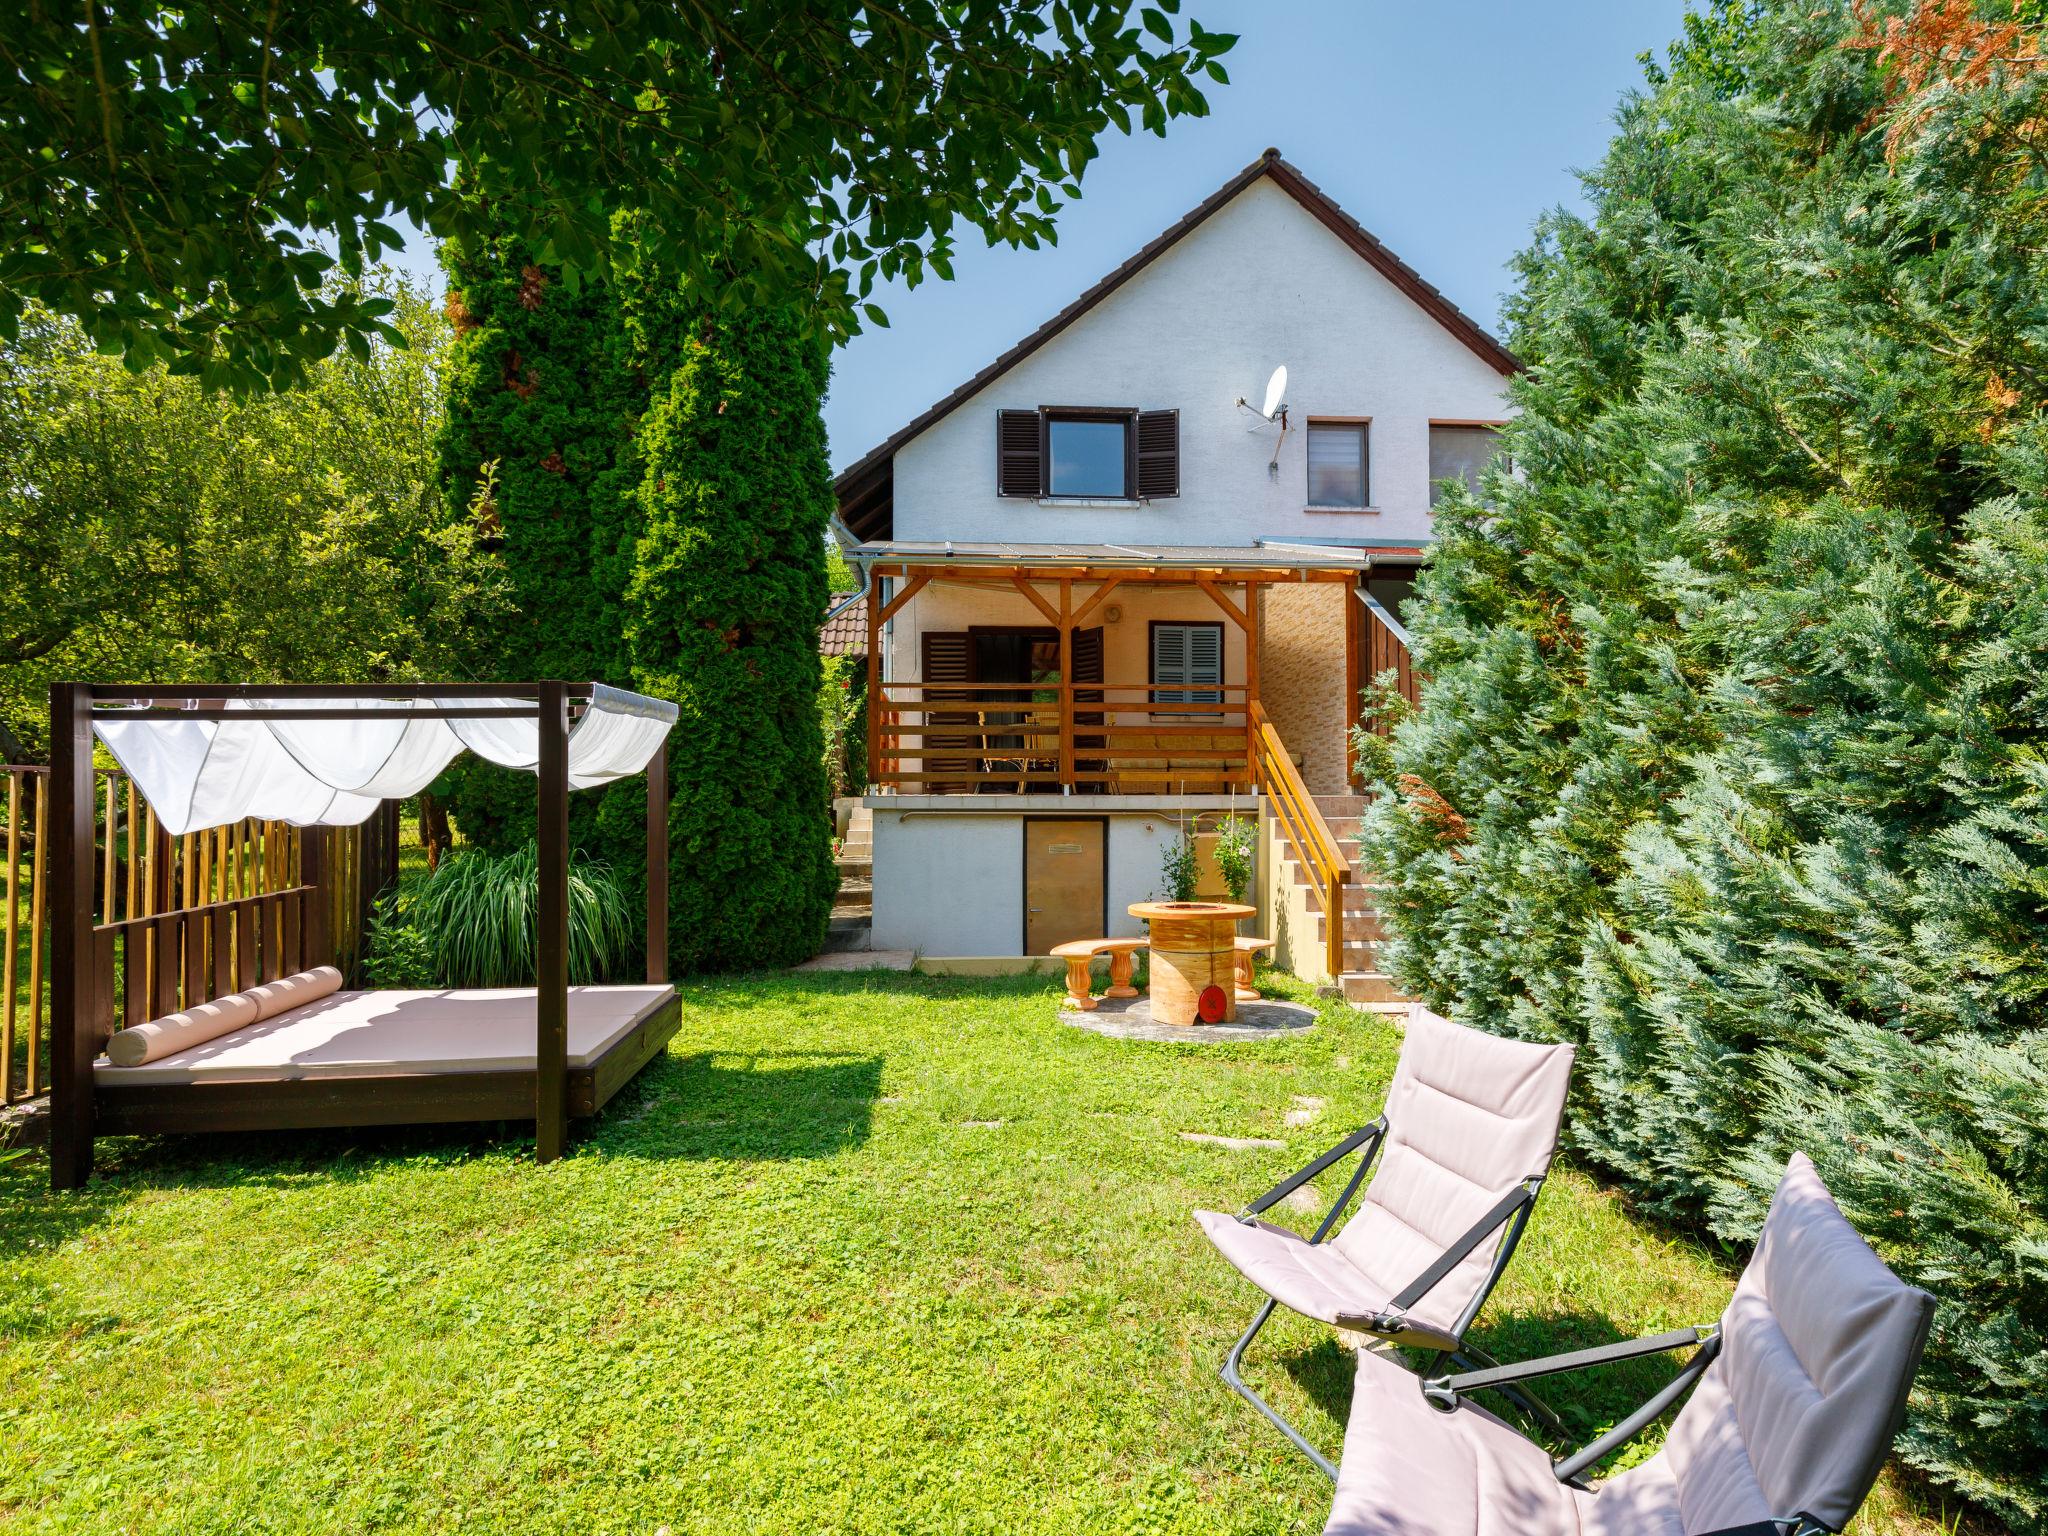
[871, 682, 1255, 794]
[1250, 702, 1352, 979]
[1359, 592, 1419, 726]
[3, 767, 396, 1107]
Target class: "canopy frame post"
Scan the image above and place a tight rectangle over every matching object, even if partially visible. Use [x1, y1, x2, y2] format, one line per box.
[645, 740, 669, 985]
[535, 680, 571, 1164]
[49, 682, 97, 1191]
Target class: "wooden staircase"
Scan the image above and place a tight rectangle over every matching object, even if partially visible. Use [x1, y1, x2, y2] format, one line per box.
[1266, 792, 1411, 1012]
[826, 804, 873, 952]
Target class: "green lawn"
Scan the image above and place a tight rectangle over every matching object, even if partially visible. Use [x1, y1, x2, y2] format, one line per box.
[0, 973, 1968, 1534]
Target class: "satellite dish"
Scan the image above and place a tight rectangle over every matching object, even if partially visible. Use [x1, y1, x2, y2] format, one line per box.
[1260, 364, 1288, 421]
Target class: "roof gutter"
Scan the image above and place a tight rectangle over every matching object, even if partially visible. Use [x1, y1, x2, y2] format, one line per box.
[824, 517, 874, 628]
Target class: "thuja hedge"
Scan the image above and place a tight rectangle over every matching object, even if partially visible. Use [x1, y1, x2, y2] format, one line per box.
[437, 219, 835, 968]
[1358, 5, 2047, 1527]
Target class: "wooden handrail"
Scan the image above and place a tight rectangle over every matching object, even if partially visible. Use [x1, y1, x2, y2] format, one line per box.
[1249, 701, 1351, 978]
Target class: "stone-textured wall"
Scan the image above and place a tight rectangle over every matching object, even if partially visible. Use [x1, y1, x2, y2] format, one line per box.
[1258, 582, 1352, 795]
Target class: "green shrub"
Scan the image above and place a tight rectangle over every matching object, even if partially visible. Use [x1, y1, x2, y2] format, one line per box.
[1357, 5, 2048, 1525]
[366, 843, 638, 988]
[1156, 818, 1199, 902]
[1211, 814, 1257, 904]
[626, 305, 837, 971]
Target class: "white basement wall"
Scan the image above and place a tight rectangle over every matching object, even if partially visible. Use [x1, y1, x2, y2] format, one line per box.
[889, 176, 1514, 550]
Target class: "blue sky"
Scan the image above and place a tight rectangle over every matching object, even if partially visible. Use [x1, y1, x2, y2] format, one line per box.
[390, 2, 1690, 472]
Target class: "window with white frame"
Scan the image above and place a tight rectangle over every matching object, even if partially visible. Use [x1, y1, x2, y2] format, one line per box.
[1306, 420, 1370, 509]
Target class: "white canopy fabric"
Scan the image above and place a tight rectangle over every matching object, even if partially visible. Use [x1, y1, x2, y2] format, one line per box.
[95, 684, 678, 836]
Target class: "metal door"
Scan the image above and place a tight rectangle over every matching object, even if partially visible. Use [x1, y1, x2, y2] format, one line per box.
[1023, 818, 1107, 955]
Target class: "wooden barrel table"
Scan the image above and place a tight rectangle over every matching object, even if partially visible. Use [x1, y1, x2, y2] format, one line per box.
[1127, 901, 1257, 1025]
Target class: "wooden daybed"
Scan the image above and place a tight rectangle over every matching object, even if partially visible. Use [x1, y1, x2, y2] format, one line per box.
[47, 682, 679, 1190]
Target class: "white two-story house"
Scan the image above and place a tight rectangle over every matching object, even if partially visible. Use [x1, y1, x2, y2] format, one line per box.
[834, 149, 1517, 979]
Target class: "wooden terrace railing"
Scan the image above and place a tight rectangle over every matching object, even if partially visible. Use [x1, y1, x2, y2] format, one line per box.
[2, 766, 395, 1107]
[871, 682, 1256, 794]
[1251, 701, 1352, 979]
[1359, 592, 1419, 726]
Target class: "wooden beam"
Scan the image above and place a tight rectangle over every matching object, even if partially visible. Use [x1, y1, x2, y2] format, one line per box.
[645, 740, 669, 984]
[865, 583, 883, 792]
[1070, 576, 1124, 630]
[1244, 585, 1261, 788]
[1196, 575, 1250, 631]
[48, 682, 96, 1190]
[1058, 579, 1074, 790]
[1344, 579, 1365, 790]
[1009, 573, 1064, 628]
[535, 680, 570, 1165]
[874, 572, 930, 627]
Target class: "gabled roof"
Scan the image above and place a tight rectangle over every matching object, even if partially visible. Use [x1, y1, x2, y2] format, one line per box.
[835, 147, 1522, 543]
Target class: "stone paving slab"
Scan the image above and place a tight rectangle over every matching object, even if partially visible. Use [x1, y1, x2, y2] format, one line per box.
[1060, 994, 1315, 1044]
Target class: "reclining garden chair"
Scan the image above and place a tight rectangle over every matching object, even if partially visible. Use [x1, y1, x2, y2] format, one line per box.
[1321, 1152, 1935, 1536]
[1194, 1004, 1577, 1476]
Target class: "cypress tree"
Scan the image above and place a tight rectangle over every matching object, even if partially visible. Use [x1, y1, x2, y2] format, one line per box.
[435, 214, 644, 855]
[626, 307, 837, 971]
[1358, 4, 2048, 1523]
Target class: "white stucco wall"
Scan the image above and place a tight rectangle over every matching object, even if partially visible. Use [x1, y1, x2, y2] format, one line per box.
[887, 176, 1514, 549]
[869, 797, 1259, 957]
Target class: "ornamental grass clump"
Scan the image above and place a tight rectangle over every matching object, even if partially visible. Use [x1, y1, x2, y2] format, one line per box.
[394, 842, 638, 988]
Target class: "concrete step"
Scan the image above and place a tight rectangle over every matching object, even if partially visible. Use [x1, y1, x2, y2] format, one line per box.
[835, 856, 872, 879]
[1340, 970, 1411, 1011]
[1316, 914, 1386, 943]
[822, 915, 872, 953]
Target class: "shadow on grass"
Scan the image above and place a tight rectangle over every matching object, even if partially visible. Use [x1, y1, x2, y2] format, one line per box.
[595, 1049, 884, 1162]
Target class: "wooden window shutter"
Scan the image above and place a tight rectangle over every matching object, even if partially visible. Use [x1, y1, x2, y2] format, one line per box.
[997, 409, 1043, 497]
[920, 631, 974, 789]
[1135, 409, 1179, 499]
[1152, 622, 1221, 706]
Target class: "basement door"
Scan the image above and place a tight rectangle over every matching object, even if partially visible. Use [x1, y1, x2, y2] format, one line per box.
[1023, 818, 1108, 956]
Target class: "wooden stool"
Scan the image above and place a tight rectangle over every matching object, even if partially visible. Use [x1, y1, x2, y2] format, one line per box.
[1233, 936, 1275, 1001]
[1049, 938, 1148, 1010]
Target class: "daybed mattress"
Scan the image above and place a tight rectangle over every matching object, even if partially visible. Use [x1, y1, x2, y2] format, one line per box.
[93, 985, 675, 1085]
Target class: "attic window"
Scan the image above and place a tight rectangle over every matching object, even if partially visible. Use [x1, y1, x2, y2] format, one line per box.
[996, 408, 1179, 499]
[1047, 412, 1130, 498]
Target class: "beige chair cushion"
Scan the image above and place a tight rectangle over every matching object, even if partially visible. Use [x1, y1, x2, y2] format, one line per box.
[1196, 1005, 1575, 1350]
[105, 966, 344, 1066]
[1325, 1154, 1934, 1536]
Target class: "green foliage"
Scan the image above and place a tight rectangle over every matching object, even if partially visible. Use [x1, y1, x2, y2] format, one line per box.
[1157, 817, 1201, 902]
[819, 655, 868, 807]
[628, 307, 838, 971]
[1, 4, 1233, 387]
[368, 842, 638, 988]
[0, 278, 509, 754]
[1358, 5, 2048, 1524]
[432, 220, 652, 857]
[1212, 814, 1258, 904]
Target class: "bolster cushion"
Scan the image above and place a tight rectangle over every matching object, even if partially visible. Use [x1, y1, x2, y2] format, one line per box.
[105, 965, 344, 1067]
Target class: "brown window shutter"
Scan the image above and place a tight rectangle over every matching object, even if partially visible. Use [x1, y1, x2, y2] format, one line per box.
[920, 631, 975, 790]
[997, 409, 1043, 497]
[1136, 409, 1179, 499]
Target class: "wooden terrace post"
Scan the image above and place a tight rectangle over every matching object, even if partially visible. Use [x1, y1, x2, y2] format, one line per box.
[865, 580, 883, 793]
[49, 683, 96, 1191]
[535, 681, 570, 1164]
[645, 740, 669, 985]
[1057, 577, 1074, 791]
[1243, 582, 1261, 792]
[1344, 575, 1365, 790]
